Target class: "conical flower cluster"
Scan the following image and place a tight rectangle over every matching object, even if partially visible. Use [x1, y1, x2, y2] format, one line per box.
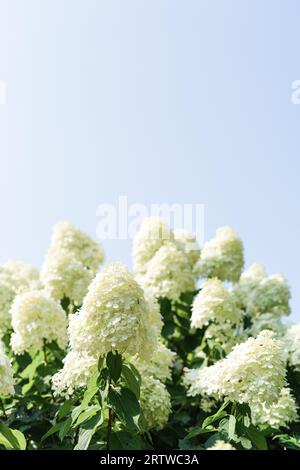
[52, 263, 158, 395]
[140, 375, 171, 431]
[0, 261, 40, 335]
[184, 330, 286, 407]
[133, 217, 199, 300]
[41, 222, 104, 306]
[251, 387, 298, 428]
[191, 278, 241, 329]
[10, 290, 68, 354]
[195, 226, 244, 283]
[235, 263, 290, 320]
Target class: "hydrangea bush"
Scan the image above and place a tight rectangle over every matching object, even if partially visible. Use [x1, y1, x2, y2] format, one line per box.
[0, 218, 300, 451]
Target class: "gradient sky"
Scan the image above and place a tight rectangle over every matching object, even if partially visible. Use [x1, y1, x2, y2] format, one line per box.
[0, 0, 299, 319]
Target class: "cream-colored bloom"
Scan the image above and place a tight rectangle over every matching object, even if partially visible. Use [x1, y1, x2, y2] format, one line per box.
[191, 279, 241, 329]
[0, 341, 14, 395]
[283, 324, 300, 371]
[140, 375, 171, 430]
[132, 217, 173, 275]
[133, 218, 199, 300]
[207, 440, 235, 450]
[133, 340, 176, 383]
[41, 251, 94, 307]
[146, 295, 163, 339]
[52, 351, 98, 397]
[200, 395, 216, 413]
[139, 242, 196, 300]
[235, 264, 290, 319]
[53, 263, 157, 395]
[70, 263, 155, 359]
[195, 226, 244, 283]
[49, 222, 104, 270]
[10, 290, 68, 354]
[184, 330, 286, 407]
[249, 313, 286, 336]
[251, 388, 298, 428]
[0, 261, 40, 335]
[173, 229, 201, 267]
[41, 222, 104, 306]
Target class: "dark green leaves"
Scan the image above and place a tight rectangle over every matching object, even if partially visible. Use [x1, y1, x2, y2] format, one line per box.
[107, 387, 140, 430]
[106, 352, 123, 383]
[121, 364, 141, 398]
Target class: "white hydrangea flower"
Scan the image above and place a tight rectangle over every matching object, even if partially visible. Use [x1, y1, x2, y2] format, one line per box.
[10, 290, 68, 354]
[249, 313, 286, 336]
[207, 440, 235, 450]
[41, 250, 94, 307]
[0, 261, 40, 336]
[132, 217, 173, 275]
[195, 226, 244, 283]
[283, 324, 300, 371]
[70, 263, 155, 358]
[53, 263, 157, 395]
[52, 351, 98, 397]
[173, 229, 201, 267]
[0, 341, 14, 396]
[184, 330, 286, 407]
[139, 242, 196, 301]
[41, 222, 104, 306]
[200, 395, 217, 413]
[140, 375, 171, 431]
[133, 340, 176, 383]
[49, 221, 104, 271]
[191, 278, 241, 329]
[251, 388, 298, 428]
[235, 264, 291, 319]
[146, 294, 163, 339]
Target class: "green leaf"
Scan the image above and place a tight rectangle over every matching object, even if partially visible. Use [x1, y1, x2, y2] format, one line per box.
[240, 436, 252, 449]
[274, 434, 300, 450]
[74, 405, 100, 427]
[59, 417, 72, 442]
[228, 415, 236, 440]
[98, 355, 104, 372]
[106, 351, 123, 382]
[122, 364, 141, 398]
[110, 431, 145, 450]
[58, 398, 75, 420]
[74, 412, 103, 450]
[245, 425, 268, 450]
[71, 369, 100, 424]
[186, 426, 216, 439]
[0, 423, 26, 450]
[41, 422, 63, 442]
[202, 401, 229, 429]
[108, 387, 140, 430]
[179, 437, 204, 450]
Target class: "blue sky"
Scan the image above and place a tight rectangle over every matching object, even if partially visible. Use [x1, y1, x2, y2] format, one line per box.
[0, 0, 299, 319]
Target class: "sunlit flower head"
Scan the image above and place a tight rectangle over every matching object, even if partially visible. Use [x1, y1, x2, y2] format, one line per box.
[191, 278, 241, 329]
[184, 330, 286, 407]
[140, 375, 171, 430]
[10, 290, 68, 354]
[195, 226, 244, 283]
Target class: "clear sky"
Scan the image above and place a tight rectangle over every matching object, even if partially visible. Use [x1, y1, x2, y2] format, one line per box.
[0, 1, 299, 319]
